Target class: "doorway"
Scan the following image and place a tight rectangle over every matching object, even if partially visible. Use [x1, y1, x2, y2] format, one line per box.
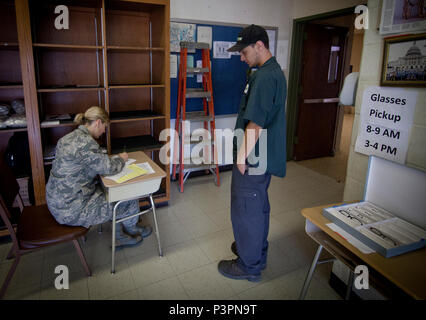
[286, 7, 364, 183]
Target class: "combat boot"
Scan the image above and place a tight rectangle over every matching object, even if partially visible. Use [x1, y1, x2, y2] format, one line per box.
[115, 223, 143, 248]
[123, 222, 153, 238]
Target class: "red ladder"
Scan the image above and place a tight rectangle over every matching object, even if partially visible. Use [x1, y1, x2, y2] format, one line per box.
[172, 41, 220, 193]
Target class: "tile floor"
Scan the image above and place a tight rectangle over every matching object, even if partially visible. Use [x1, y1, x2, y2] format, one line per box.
[0, 162, 344, 300]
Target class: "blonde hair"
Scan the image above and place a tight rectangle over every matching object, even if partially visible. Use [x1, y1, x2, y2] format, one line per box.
[74, 106, 109, 125]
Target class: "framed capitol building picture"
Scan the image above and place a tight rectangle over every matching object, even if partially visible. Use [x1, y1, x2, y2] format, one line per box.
[381, 33, 426, 87]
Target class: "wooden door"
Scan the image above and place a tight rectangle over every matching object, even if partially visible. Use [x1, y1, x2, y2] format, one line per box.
[294, 23, 348, 160]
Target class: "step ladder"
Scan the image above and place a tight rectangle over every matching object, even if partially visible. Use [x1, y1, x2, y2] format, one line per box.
[172, 41, 220, 193]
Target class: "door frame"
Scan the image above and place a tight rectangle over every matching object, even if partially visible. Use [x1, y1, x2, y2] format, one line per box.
[286, 6, 361, 160]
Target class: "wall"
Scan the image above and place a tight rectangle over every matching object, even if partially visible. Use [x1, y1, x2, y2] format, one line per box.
[292, 0, 366, 19]
[171, 0, 293, 72]
[343, 0, 426, 202]
[350, 31, 364, 73]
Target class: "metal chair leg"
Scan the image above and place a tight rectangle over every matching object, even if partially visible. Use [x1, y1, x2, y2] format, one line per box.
[149, 195, 163, 257]
[299, 244, 323, 300]
[73, 239, 91, 276]
[6, 246, 15, 260]
[0, 253, 21, 299]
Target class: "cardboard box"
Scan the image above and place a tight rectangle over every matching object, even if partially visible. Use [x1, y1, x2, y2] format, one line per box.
[323, 156, 426, 258]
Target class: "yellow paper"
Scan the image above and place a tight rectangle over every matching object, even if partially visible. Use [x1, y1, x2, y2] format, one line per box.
[115, 164, 147, 184]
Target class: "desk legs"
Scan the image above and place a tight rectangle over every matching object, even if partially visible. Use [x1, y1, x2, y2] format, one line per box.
[299, 245, 323, 300]
[110, 195, 163, 274]
[149, 195, 163, 257]
[111, 200, 122, 274]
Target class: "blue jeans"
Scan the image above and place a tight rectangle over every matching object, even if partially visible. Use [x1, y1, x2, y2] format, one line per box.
[231, 164, 271, 274]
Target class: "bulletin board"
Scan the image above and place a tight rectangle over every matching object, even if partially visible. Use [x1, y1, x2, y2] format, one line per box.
[170, 19, 278, 119]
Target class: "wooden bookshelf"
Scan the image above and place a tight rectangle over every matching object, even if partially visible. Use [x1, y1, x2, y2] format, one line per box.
[0, 0, 32, 196]
[0, 0, 170, 210]
[0, 0, 170, 209]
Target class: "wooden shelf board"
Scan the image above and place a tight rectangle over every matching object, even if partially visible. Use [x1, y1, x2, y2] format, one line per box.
[0, 127, 27, 134]
[0, 42, 19, 48]
[0, 84, 23, 89]
[108, 84, 165, 89]
[107, 46, 164, 52]
[110, 110, 165, 122]
[0, 227, 15, 238]
[139, 190, 169, 207]
[37, 87, 106, 93]
[33, 43, 103, 50]
[110, 116, 165, 123]
[40, 122, 77, 129]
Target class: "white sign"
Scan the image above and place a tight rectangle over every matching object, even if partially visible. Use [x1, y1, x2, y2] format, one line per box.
[213, 41, 232, 59]
[170, 54, 177, 78]
[277, 40, 288, 70]
[266, 29, 276, 56]
[197, 26, 212, 49]
[355, 86, 417, 164]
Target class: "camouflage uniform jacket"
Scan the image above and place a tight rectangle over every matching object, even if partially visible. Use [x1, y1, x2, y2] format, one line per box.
[46, 125, 138, 228]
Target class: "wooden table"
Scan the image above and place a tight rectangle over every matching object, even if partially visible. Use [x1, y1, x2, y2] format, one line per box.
[300, 203, 426, 300]
[101, 151, 166, 273]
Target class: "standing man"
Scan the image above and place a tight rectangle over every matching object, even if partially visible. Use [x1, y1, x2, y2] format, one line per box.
[218, 25, 287, 282]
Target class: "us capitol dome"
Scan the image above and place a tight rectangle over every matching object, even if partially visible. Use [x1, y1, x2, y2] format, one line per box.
[386, 41, 426, 80]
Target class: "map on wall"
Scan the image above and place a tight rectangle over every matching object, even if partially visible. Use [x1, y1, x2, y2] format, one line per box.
[170, 22, 196, 52]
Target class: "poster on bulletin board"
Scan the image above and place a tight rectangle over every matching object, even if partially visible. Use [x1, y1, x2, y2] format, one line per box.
[170, 19, 278, 119]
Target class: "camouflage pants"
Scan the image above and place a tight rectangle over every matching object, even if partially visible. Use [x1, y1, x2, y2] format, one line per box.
[89, 198, 140, 229]
[47, 186, 140, 229]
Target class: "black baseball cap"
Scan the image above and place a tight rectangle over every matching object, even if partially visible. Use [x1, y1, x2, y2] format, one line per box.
[227, 24, 269, 52]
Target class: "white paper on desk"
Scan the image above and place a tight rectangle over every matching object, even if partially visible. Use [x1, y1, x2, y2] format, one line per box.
[135, 162, 155, 175]
[105, 166, 136, 183]
[326, 223, 375, 254]
[104, 159, 138, 183]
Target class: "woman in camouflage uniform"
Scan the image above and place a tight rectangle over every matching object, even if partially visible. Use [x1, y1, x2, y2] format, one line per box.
[46, 106, 151, 247]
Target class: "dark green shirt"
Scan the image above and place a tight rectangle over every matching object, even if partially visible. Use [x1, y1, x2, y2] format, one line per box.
[233, 56, 287, 177]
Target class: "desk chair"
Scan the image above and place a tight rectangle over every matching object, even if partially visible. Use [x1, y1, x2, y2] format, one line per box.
[0, 159, 91, 299]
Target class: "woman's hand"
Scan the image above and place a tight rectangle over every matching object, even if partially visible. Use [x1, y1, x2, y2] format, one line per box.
[118, 152, 129, 162]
